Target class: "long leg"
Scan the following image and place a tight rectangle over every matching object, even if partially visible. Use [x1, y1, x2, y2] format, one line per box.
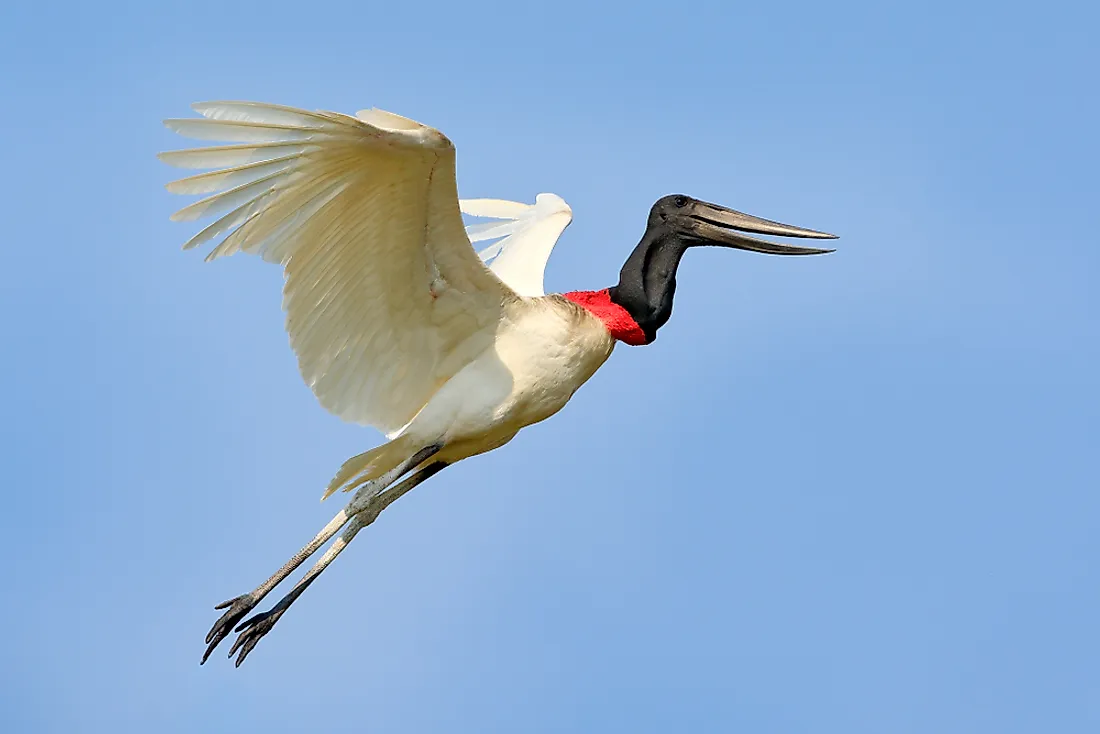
[201, 444, 441, 664]
[227, 461, 449, 666]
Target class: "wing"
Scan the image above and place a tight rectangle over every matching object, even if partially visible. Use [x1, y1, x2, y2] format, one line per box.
[161, 101, 514, 435]
[460, 193, 572, 297]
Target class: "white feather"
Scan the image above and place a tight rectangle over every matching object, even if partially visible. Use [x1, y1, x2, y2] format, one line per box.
[193, 101, 357, 129]
[465, 220, 523, 243]
[459, 198, 531, 219]
[163, 118, 326, 143]
[182, 190, 273, 250]
[460, 193, 573, 297]
[169, 170, 288, 222]
[354, 107, 425, 131]
[158, 142, 316, 170]
[165, 154, 302, 195]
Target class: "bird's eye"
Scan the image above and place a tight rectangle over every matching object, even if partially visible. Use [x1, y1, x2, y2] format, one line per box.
[673, 196, 688, 208]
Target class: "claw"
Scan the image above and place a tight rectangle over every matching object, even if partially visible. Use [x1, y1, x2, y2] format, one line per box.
[201, 594, 256, 664]
[228, 607, 286, 667]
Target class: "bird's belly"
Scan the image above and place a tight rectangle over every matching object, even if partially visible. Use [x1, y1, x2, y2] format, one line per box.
[403, 299, 614, 461]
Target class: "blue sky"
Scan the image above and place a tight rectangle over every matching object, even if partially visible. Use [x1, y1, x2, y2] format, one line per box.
[2, 1, 1098, 731]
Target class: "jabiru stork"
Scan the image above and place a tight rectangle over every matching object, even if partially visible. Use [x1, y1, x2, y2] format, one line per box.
[160, 101, 837, 666]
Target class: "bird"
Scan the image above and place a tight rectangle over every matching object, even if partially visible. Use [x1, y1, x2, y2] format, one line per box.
[160, 100, 836, 666]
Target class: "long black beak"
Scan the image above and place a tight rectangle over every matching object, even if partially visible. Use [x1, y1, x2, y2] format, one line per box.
[689, 200, 837, 255]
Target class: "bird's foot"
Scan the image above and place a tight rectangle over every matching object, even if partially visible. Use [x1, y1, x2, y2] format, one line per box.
[201, 594, 257, 664]
[227, 606, 287, 667]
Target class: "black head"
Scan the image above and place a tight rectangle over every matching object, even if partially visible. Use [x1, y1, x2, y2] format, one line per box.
[650, 194, 837, 254]
[608, 195, 836, 343]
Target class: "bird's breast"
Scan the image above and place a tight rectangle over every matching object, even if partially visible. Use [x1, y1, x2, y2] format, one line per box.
[397, 297, 614, 460]
[492, 297, 616, 422]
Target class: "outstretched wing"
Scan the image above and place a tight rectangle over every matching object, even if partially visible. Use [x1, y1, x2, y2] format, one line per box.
[161, 101, 513, 435]
[460, 193, 573, 297]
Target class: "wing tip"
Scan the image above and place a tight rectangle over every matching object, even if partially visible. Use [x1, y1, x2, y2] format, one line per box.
[535, 192, 573, 217]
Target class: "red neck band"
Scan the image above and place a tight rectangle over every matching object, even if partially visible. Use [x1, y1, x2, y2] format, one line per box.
[562, 289, 648, 346]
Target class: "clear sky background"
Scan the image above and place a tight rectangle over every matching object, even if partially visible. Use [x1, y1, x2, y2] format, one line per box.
[2, 1, 1098, 731]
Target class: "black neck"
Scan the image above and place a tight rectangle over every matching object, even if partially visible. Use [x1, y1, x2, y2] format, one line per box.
[607, 224, 689, 343]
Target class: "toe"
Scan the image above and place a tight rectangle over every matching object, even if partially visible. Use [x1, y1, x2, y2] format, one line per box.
[201, 594, 256, 664]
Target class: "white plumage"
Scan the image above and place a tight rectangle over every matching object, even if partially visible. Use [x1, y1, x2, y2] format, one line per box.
[464, 193, 573, 297]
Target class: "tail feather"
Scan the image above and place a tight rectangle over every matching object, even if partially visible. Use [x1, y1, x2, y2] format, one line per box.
[322, 435, 417, 500]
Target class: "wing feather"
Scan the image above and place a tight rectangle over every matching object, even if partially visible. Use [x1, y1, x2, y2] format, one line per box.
[165, 154, 302, 195]
[158, 142, 317, 169]
[459, 193, 573, 297]
[163, 118, 331, 143]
